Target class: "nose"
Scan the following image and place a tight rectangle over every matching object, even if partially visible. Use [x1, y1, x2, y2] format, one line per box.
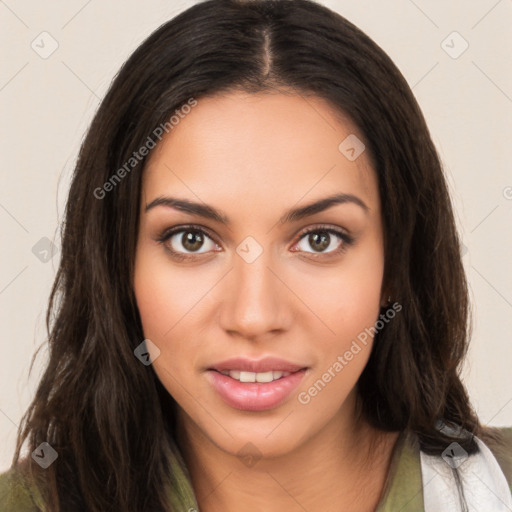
[218, 247, 292, 341]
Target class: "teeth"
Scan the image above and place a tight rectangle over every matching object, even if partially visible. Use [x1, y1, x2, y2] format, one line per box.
[219, 370, 291, 382]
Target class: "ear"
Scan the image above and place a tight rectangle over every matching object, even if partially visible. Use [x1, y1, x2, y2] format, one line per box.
[380, 285, 391, 308]
[380, 296, 391, 308]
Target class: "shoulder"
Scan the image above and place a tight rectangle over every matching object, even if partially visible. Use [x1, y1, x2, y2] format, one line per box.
[0, 467, 40, 512]
[480, 425, 512, 491]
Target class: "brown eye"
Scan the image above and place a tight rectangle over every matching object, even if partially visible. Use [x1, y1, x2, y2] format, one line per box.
[305, 231, 331, 252]
[158, 226, 219, 258]
[179, 230, 206, 252]
[295, 227, 351, 255]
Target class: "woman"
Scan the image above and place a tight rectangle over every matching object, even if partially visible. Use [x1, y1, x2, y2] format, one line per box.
[1, 0, 511, 510]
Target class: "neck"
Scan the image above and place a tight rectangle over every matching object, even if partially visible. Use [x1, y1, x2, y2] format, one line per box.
[175, 393, 399, 512]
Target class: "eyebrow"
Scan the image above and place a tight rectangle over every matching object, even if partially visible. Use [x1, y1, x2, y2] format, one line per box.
[144, 192, 369, 225]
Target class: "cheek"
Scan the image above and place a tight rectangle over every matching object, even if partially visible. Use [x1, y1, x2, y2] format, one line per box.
[134, 256, 171, 339]
[295, 238, 384, 407]
[134, 247, 193, 339]
[133, 247, 204, 392]
[299, 243, 384, 341]
[297, 259, 383, 413]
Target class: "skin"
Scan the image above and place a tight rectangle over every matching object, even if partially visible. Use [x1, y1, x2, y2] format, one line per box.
[134, 90, 400, 512]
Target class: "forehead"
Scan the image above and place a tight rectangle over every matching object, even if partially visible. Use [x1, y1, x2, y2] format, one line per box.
[142, 90, 379, 216]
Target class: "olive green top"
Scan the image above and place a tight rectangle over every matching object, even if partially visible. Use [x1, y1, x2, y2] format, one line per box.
[1, 427, 511, 511]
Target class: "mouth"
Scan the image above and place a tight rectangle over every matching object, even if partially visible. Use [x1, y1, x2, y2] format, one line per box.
[207, 356, 308, 375]
[205, 367, 308, 412]
[210, 368, 303, 383]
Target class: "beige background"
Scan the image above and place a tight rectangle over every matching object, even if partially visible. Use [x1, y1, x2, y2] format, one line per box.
[1, 0, 511, 471]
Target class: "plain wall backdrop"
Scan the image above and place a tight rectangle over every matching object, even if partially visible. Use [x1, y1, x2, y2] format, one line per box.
[1, 0, 511, 471]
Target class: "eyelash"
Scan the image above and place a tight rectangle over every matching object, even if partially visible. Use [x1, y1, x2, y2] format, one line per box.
[155, 223, 355, 262]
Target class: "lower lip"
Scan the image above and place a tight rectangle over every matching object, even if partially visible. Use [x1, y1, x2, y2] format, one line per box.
[206, 369, 307, 411]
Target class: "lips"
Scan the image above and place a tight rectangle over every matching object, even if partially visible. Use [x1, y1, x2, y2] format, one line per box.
[205, 356, 309, 410]
[206, 367, 308, 411]
[207, 356, 308, 374]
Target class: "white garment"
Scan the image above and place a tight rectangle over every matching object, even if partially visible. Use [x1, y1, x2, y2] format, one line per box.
[421, 428, 512, 512]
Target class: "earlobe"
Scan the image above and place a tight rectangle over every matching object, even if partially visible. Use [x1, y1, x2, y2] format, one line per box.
[380, 294, 392, 308]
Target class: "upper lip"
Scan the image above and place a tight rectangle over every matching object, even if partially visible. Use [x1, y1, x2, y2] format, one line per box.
[208, 356, 308, 373]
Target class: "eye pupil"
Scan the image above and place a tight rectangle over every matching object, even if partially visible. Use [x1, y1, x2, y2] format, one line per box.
[309, 231, 330, 252]
[182, 230, 204, 252]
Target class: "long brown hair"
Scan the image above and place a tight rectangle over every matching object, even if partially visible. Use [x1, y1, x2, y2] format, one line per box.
[11, 0, 502, 510]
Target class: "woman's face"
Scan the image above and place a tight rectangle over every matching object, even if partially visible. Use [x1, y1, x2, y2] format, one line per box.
[134, 90, 385, 459]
